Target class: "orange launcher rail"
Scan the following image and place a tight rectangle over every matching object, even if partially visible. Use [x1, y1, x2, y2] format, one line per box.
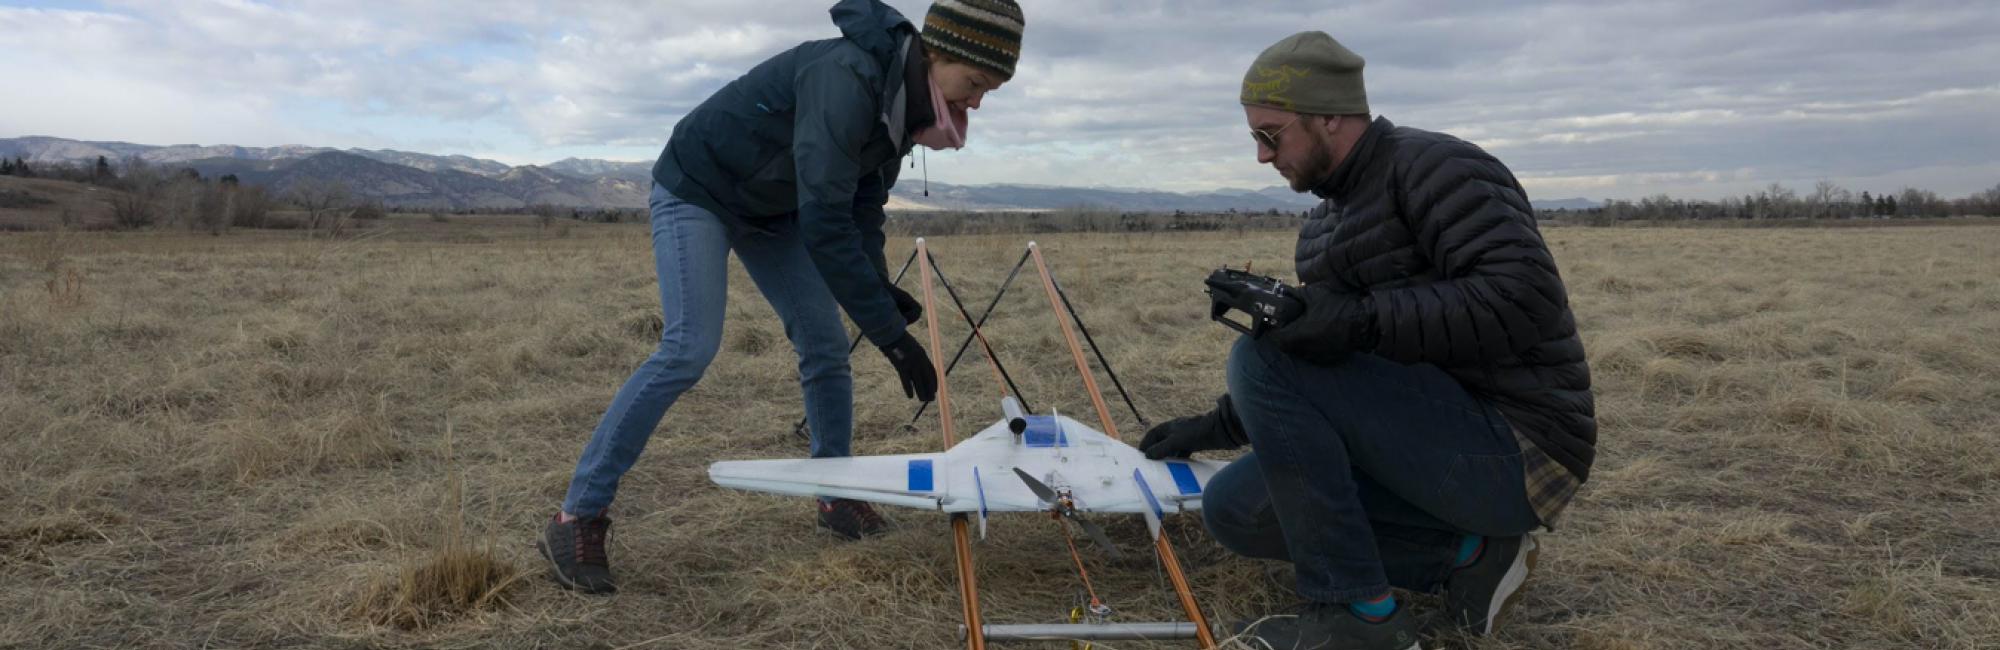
[918, 239, 986, 650]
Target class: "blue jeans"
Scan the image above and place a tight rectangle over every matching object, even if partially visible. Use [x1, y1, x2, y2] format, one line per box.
[562, 184, 854, 515]
[1203, 335, 1541, 602]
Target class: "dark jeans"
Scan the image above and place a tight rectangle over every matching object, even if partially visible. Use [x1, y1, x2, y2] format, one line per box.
[1203, 335, 1541, 602]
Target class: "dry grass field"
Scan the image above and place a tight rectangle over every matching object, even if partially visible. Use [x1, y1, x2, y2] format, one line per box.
[3, 209, 1998, 649]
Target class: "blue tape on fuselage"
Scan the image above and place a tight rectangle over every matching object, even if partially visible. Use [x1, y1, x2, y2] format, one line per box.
[1166, 461, 1201, 495]
[908, 460, 934, 492]
[1021, 415, 1069, 447]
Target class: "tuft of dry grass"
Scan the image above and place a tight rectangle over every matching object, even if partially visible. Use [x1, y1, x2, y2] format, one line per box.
[348, 423, 526, 631]
[349, 539, 524, 631]
[3, 218, 1999, 648]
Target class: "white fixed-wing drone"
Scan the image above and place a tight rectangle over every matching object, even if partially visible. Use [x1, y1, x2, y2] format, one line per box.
[710, 397, 1228, 554]
[707, 241, 1225, 649]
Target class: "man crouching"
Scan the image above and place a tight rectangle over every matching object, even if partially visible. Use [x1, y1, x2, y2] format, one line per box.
[1139, 31, 1595, 650]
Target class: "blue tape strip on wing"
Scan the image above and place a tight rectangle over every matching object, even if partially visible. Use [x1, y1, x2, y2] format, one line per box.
[975, 467, 987, 519]
[1167, 461, 1201, 495]
[1021, 415, 1069, 447]
[1134, 469, 1165, 518]
[907, 460, 934, 492]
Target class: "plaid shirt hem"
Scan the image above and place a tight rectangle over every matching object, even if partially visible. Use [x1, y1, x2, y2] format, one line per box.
[1515, 429, 1579, 529]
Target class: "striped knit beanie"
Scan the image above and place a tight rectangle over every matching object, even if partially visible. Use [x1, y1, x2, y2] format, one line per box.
[920, 0, 1024, 81]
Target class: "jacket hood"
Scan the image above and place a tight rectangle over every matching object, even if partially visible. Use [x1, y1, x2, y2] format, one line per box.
[831, 0, 914, 63]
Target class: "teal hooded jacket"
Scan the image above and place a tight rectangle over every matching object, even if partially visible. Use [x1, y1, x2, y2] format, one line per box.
[651, 0, 922, 347]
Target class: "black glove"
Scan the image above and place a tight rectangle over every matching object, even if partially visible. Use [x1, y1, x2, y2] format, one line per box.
[878, 332, 937, 402]
[884, 282, 923, 326]
[1266, 284, 1378, 365]
[1139, 394, 1249, 460]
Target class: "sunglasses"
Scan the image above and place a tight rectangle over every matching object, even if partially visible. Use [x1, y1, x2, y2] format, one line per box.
[1251, 114, 1303, 151]
[1251, 114, 1340, 151]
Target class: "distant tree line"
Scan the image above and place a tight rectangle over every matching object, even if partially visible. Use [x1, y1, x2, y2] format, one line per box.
[97, 157, 290, 234]
[6, 155, 279, 233]
[399, 203, 1311, 234]
[20, 156, 1988, 233]
[884, 203, 1306, 236]
[9, 156, 397, 234]
[3, 155, 116, 183]
[14, 156, 1306, 235]
[1548, 180, 1999, 225]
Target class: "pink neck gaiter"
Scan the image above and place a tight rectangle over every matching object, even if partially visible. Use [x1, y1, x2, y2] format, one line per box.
[911, 77, 968, 150]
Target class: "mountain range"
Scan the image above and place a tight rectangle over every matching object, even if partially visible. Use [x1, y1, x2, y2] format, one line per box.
[1, 136, 1600, 213]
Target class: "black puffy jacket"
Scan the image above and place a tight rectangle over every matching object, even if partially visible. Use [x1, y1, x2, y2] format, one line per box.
[1294, 117, 1596, 481]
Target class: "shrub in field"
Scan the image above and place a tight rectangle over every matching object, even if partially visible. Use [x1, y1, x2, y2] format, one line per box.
[229, 185, 276, 229]
[110, 186, 159, 230]
[0, 188, 53, 209]
[286, 176, 352, 232]
[350, 202, 388, 221]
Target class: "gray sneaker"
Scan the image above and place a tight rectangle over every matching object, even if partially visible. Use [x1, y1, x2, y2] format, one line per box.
[1442, 533, 1538, 635]
[1228, 601, 1422, 650]
[537, 512, 616, 594]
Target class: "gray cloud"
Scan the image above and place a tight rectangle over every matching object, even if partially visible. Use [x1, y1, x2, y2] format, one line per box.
[1, 0, 1994, 199]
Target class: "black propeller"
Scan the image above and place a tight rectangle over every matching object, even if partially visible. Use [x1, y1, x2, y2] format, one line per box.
[1012, 467, 1122, 558]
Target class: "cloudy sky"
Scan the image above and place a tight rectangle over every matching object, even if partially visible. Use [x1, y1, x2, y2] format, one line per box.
[3, 0, 1996, 200]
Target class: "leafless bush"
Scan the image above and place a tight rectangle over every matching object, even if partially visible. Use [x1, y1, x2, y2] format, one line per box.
[349, 201, 388, 221]
[17, 229, 80, 272]
[527, 203, 563, 228]
[286, 177, 351, 232]
[188, 180, 232, 235]
[109, 159, 163, 230]
[230, 185, 276, 229]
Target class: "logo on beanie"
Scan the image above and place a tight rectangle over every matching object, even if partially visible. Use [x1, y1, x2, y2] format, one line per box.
[1242, 65, 1310, 110]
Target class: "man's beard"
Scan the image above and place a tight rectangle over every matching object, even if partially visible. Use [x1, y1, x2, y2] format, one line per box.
[1286, 129, 1335, 193]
